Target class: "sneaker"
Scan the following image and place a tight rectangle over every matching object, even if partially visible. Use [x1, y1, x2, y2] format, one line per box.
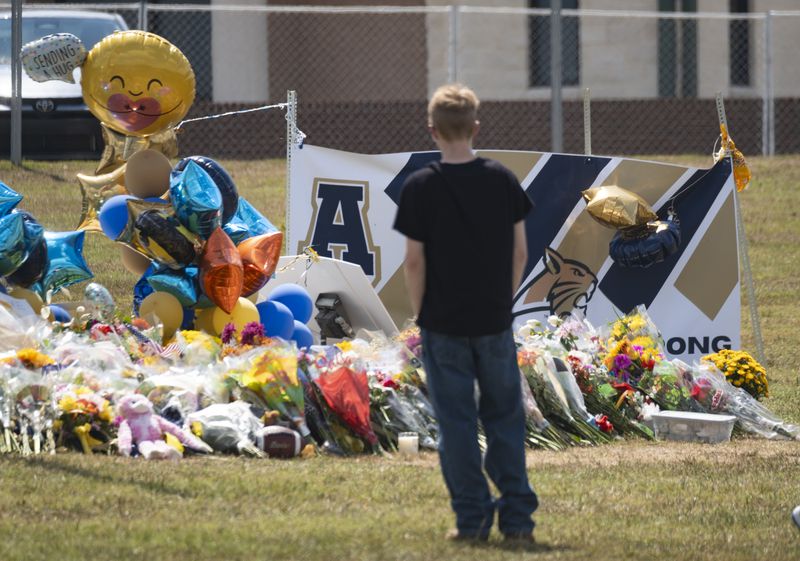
[445, 529, 489, 543]
[503, 532, 536, 545]
[792, 506, 800, 529]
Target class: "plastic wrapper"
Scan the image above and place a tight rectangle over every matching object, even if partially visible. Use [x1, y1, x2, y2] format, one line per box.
[689, 362, 799, 440]
[370, 381, 438, 450]
[186, 401, 265, 456]
[315, 363, 377, 446]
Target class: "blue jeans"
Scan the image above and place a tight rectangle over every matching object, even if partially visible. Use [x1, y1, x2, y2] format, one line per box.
[421, 327, 538, 538]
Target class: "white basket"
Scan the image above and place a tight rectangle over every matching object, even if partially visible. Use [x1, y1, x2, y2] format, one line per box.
[650, 411, 736, 444]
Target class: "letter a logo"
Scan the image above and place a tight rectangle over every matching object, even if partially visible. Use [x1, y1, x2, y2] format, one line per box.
[299, 178, 381, 285]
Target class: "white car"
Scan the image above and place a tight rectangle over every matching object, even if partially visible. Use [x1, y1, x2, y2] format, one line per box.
[0, 10, 128, 159]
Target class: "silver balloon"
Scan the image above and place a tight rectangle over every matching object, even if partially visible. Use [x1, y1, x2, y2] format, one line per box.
[84, 282, 115, 321]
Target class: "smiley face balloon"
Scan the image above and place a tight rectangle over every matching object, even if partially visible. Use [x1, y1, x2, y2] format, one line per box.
[81, 31, 195, 137]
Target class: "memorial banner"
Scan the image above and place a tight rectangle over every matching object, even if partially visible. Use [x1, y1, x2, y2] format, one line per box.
[288, 145, 739, 360]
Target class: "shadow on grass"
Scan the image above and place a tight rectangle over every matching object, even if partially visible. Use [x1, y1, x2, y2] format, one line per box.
[12, 456, 189, 497]
[457, 539, 569, 555]
[20, 163, 75, 184]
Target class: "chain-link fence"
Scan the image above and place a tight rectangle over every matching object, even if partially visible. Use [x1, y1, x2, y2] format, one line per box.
[4, 3, 799, 159]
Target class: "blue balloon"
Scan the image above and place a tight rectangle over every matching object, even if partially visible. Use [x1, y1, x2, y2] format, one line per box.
[181, 307, 196, 330]
[6, 237, 46, 287]
[169, 161, 222, 239]
[147, 266, 198, 307]
[291, 320, 314, 349]
[175, 156, 239, 224]
[49, 304, 71, 323]
[223, 198, 277, 244]
[0, 182, 23, 217]
[13, 210, 44, 250]
[257, 300, 294, 339]
[132, 264, 156, 316]
[41, 231, 93, 294]
[0, 213, 27, 276]
[268, 283, 313, 324]
[98, 195, 134, 240]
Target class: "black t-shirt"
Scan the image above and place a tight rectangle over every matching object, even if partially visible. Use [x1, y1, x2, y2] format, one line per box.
[393, 157, 533, 336]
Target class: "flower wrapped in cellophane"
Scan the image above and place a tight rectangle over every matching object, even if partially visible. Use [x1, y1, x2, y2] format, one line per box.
[689, 362, 798, 440]
[55, 385, 114, 454]
[234, 342, 309, 438]
[601, 306, 665, 385]
[518, 347, 609, 446]
[701, 349, 768, 400]
[565, 349, 654, 439]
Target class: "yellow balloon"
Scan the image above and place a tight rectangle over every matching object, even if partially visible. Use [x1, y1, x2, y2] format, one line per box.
[7, 287, 44, 314]
[195, 306, 216, 334]
[81, 31, 195, 137]
[138, 291, 183, 341]
[211, 297, 260, 335]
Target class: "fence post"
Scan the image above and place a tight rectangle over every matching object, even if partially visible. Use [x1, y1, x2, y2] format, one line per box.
[583, 88, 591, 155]
[138, 0, 149, 32]
[716, 93, 766, 365]
[285, 90, 298, 254]
[763, 11, 774, 156]
[10, 0, 22, 166]
[550, 1, 563, 153]
[448, 5, 459, 83]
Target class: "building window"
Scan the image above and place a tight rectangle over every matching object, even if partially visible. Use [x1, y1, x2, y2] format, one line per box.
[730, 0, 750, 86]
[528, 0, 580, 88]
[658, 0, 697, 98]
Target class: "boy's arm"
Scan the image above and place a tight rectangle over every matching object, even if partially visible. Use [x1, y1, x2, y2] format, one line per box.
[403, 238, 426, 318]
[512, 220, 528, 295]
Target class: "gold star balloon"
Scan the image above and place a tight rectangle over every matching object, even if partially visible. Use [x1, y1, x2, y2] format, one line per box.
[76, 165, 127, 232]
[582, 185, 658, 230]
[95, 124, 178, 176]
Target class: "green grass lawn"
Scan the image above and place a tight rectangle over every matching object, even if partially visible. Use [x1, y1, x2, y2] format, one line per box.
[0, 155, 798, 561]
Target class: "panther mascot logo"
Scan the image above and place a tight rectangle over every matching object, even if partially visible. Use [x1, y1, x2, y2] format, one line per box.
[516, 247, 598, 317]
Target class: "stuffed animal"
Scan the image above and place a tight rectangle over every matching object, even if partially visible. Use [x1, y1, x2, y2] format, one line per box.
[116, 394, 212, 460]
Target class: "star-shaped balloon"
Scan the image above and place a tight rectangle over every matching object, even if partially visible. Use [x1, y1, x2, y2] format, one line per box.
[117, 198, 203, 270]
[0, 213, 27, 276]
[582, 185, 657, 230]
[76, 165, 127, 232]
[41, 230, 94, 295]
[200, 228, 242, 314]
[95, 124, 179, 176]
[0, 182, 23, 217]
[238, 231, 283, 297]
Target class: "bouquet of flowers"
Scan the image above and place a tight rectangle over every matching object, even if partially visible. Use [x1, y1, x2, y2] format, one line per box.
[55, 386, 114, 454]
[689, 362, 798, 440]
[565, 350, 654, 439]
[701, 349, 768, 400]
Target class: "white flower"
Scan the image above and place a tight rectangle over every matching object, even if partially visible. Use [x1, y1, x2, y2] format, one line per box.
[547, 315, 561, 327]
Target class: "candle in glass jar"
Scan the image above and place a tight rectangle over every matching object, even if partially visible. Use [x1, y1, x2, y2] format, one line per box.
[397, 432, 419, 455]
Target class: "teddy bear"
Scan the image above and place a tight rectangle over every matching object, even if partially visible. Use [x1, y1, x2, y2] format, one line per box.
[116, 394, 212, 460]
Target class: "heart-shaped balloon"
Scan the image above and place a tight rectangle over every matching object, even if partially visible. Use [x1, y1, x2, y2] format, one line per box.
[21, 33, 87, 83]
[169, 161, 222, 239]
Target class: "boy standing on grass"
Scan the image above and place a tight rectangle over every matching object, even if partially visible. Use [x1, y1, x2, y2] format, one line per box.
[393, 84, 538, 542]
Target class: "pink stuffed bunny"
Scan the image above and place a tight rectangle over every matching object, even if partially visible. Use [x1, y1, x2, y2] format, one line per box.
[117, 394, 212, 460]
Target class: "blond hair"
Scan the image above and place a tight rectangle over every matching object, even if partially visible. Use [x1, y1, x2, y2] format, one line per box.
[428, 84, 479, 141]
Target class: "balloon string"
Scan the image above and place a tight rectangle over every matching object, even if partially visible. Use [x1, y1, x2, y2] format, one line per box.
[175, 103, 290, 131]
[278, 247, 319, 288]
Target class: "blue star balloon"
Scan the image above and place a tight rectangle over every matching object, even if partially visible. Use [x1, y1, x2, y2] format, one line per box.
[41, 230, 93, 294]
[6, 211, 47, 287]
[0, 182, 23, 217]
[147, 265, 199, 307]
[174, 156, 239, 224]
[169, 160, 222, 239]
[0, 212, 27, 276]
[222, 197, 278, 245]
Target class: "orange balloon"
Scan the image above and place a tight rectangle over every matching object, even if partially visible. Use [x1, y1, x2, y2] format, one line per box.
[237, 231, 283, 297]
[200, 228, 243, 314]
